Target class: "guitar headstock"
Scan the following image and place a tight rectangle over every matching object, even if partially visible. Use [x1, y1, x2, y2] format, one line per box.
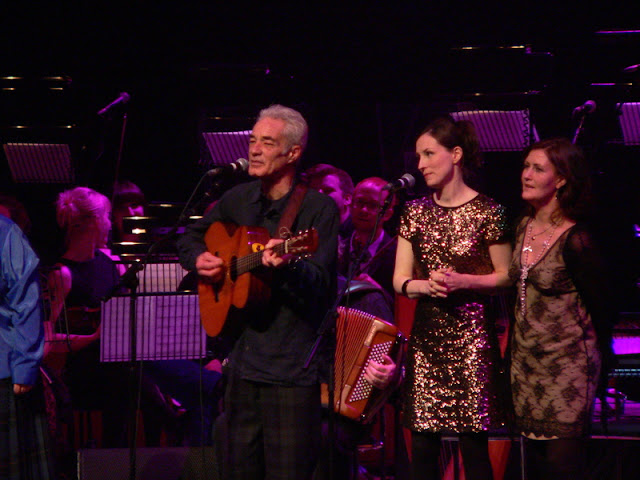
[286, 228, 319, 255]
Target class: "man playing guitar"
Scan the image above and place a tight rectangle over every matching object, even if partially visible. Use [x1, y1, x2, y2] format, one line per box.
[177, 105, 339, 479]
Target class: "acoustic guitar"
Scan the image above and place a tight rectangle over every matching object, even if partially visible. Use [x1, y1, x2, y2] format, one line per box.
[198, 221, 318, 336]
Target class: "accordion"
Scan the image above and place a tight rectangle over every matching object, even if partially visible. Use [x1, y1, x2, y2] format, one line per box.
[331, 306, 405, 423]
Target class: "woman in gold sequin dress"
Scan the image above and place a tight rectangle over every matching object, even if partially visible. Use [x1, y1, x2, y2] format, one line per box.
[394, 116, 512, 480]
[509, 138, 613, 479]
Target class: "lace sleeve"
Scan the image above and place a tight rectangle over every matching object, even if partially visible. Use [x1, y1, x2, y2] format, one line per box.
[563, 225, 616, 369]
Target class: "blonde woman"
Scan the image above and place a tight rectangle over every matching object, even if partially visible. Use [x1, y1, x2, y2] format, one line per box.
[45, 186, 127, 448]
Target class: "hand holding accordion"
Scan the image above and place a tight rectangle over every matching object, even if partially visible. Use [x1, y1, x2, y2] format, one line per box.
[363, 353, 397, 390]
[330, 306, 406, 423]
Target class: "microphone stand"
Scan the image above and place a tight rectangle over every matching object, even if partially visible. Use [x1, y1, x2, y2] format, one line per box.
[304, 190, 396, 480]
[95, 105, 138, 477]
[113, 112, 128, 190]
[122, 261, 142, 480]
[571, 113, 587, 145]
[101, 258, 143, 480]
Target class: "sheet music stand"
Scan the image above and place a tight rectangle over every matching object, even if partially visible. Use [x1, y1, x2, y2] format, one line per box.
[201, 130, 251, 167]
[450, 109, 539, 151]
[100, 259, 204, 480]
[3, 142, 74, 183]
[100, 261, 206, 362]
[616, 102, 640, 145]
[100, 292, 206, 362]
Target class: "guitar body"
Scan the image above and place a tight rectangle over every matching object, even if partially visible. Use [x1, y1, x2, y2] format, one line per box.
[198, 222, 272, 337]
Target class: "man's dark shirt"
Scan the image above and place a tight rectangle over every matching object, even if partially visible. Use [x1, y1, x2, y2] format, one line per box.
[339, 216, 354, 241]
[177, 180, 339, 386]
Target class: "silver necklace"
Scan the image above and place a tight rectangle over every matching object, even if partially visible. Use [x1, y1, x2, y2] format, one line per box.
[529, 222, 554, 241]
[519, 219, 558, 317]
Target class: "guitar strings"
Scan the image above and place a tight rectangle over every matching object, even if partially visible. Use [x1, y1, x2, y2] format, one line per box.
[231, 243, 288, 275]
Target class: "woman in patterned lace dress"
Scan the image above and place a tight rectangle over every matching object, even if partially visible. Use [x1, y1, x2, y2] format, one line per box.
[393, 116, 512, 480]
[509, 138, 613, 479]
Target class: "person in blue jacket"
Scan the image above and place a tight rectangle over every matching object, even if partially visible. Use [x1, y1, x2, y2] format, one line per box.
[0, 214, 53, 479]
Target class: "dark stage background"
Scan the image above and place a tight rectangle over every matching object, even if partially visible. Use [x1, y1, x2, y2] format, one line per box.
[1, 3, 638, 309]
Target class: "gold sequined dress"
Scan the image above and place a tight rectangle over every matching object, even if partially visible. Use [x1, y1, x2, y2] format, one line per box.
[399, 194, 507, 433]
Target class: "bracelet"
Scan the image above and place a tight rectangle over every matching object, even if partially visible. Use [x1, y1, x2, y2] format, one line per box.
[401, 278, 412, 296]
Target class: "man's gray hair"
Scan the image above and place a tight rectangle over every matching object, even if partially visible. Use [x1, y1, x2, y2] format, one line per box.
[257, 104, 309, 152]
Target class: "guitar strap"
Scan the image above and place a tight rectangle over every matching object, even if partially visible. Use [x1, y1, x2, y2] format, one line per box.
[276, 183, 308, 239]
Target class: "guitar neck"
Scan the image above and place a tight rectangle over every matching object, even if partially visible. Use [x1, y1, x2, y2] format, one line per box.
[234, 242, 288, 276]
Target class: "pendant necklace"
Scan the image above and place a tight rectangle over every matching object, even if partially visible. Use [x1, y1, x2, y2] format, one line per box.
[530, 223, 554, 241]
[519, 219, 559, 317]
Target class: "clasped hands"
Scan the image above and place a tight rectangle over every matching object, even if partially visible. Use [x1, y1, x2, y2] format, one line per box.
[196, 238, 292, 282]
[418, 267, 467, 298]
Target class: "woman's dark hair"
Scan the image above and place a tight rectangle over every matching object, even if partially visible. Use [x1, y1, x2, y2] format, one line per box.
[420, 116, 483, 180]
[523, 137, 592, 221]
[111, 180, 146, 210]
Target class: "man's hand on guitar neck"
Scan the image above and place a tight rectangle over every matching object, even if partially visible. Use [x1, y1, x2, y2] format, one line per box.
[262, 238, 293, 268]
[196, 251, 226, 282]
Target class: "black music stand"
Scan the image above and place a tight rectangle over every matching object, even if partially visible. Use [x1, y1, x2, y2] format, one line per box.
[100, 269, 206, 363]
[450, 109, 539, 151]
[101, 260, 208, 480]
[3, 142, 75, 183]
[104, 177, 225, 480]
[616, 102, 640, 145]
[104, 198, 198, 480]
[201, 130, 251, 168]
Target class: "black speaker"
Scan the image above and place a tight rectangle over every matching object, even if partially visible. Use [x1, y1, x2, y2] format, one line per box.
[77, 447, 219, 480]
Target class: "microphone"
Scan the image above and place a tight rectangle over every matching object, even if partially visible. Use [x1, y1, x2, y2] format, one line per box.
[206, 158, 249, 177]
[97, 92, 131, 116]
[382, 173, 416, 192]
[572, 100, 596, 118]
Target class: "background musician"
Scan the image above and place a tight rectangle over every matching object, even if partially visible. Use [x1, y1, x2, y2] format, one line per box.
[303, 163, 354, 241]
[308, 172, 400, 479]
[110, 180, 146, 244]
[43, 187, 130, 479]
[338, 176, 398, 320]
[177, 104, 339, 479]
